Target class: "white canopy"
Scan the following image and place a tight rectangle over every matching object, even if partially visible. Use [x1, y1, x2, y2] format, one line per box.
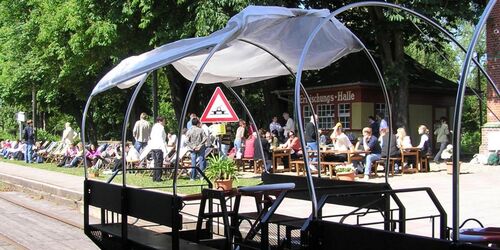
[91, 6, 362, 96]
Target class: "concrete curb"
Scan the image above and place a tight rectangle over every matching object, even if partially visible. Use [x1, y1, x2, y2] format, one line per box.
[0, 172, 82, 207]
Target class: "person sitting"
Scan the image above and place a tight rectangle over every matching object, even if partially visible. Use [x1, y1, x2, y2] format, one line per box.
[280, 131, 303, 169]
[269, 130, 280, 150]
[10, 140, 26, 160]
[356, 127, 381, 181]
[380, 128, 400, 158]
[57, 143, 78, 167]
[65, 143, 84, 167]
[254, 129, 272, 171]
[243, 133, 256, 159]
[397, 127, 415, 168]
[85, 144, 102, 167]
[416, 125, 432, 156]
[329, 122, 353, 162]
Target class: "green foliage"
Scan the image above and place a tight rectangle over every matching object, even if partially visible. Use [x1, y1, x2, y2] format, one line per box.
[36, 128, 59, 142]
[335, 165, 355, 173]
[460, 131, 480, 154]
[205, 155, 239, 181]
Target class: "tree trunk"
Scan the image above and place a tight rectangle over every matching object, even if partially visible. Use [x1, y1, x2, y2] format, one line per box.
[165, 66, 190, 122]
[369, 7, 409, 130]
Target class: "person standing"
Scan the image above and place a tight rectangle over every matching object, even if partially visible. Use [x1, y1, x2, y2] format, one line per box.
[304, 115, 319, 170]
[269, 116, 282, 135]
[234, 119, 246, 158]
[62, 122, 76, 149]
[186, 118, 207, 180]
[149, 116, 167, 182]
[219, 123, 233, 158]
[23, 120, 35, 163]
[282, 112, 295, 139]
[186, 113, 197, 130]
[133, 112, 151, 153]
[433, 117, 449, 163]
[368, 116, 380, 138]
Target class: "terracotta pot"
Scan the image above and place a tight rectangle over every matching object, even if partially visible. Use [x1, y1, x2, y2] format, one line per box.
[446, 162, 461, 175]
[336, 171, 355, 181]
[215, 179, 233, 191]
[89, 172, 99, 178]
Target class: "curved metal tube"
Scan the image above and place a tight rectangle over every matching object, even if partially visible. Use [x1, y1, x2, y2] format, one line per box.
[451, 0, 497, 241]
[356, 43, 393, 183]
[237, 39, 323, 177]
[81, 95, 93, 179]
[121, 74, 150, 187]
[330, 1, 499, 98]
[223, 85, 267, 172]
[173, 32, 239, 195]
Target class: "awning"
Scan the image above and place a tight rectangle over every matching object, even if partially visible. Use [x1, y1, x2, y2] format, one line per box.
[91, 6, 362, 96]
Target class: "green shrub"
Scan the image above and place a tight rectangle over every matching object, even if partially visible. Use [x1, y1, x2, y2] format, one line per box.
[460, 131, 480, 154]
[36, 128, 59, 142]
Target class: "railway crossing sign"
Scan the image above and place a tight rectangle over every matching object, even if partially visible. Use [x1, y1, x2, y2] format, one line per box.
[200, 87, 239, 123]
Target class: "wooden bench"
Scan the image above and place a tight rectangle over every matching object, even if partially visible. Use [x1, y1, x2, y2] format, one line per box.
[84, 180, 215, 250]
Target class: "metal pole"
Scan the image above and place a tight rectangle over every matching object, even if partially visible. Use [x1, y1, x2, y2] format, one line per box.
[152, 71, 159, 119]
[224, 85, 267, 172]
[451, 0, 497, 241]
[173, 32, 238, 194]
[237, 39, 323, 177]
[121, 74, 150, 187]
[81, 96, 93, 180]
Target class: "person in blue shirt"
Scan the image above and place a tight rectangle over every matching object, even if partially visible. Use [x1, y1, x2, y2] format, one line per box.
[358, 127, 381, 181]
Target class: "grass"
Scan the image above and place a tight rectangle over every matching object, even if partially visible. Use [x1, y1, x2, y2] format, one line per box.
[0, 158, 262, 195]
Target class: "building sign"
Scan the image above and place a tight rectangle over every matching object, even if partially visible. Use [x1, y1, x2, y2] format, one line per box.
[300, 90, 357, 104]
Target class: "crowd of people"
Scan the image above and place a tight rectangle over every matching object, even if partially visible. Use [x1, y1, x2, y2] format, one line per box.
[0, 110, 452, 183]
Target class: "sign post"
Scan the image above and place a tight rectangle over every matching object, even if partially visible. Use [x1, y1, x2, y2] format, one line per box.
[15, 112, 26, 140]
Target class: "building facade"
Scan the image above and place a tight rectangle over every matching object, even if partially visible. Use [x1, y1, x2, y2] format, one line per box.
[480, 2, 500, 153]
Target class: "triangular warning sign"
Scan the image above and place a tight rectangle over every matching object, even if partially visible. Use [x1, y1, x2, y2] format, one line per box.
[200, 87, 239, 123]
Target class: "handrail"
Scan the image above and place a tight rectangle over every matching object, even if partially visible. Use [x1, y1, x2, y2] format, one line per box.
[317, 187, 447, 239]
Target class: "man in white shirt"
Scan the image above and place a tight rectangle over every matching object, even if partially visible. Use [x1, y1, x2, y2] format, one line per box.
[62, 122, 76, 149]
[282, 112, 295, 138]
[149, 116, 167, 182]
[133, 112, 151, 153]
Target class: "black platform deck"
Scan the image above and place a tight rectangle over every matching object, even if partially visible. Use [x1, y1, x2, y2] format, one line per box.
[90, 223, 216, 250]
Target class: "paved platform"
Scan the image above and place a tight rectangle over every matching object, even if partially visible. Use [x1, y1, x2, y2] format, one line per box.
[1, 160, 500, 239]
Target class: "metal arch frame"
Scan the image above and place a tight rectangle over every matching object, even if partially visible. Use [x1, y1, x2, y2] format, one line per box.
[236, 38, 323, 178]
[222, 85, 268, 172]
[121, 74, 150, 187]
[330, 1, 499, 97]
[172, 30, 242, 196]
[452, 0, 497, 242]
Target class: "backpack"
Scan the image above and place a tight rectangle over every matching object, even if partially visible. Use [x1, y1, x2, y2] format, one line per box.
[486, 152, 499, 165]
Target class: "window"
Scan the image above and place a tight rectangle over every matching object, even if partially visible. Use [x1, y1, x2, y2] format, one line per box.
[303, 105, 313, 127]
[375, 103, 387, 117]
[338, 103, 351, 129]
[317, 104, 335, 129]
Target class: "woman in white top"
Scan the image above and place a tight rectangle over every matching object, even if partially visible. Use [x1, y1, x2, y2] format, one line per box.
[396, 127, 412, 149]
[330, 122, 352, 150]
[328, 122, 352, 162]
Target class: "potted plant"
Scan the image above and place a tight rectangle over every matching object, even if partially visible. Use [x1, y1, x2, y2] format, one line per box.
[88, 167, 100, 178]
[205, 155, 239, 191]
[334, 165, 356, 181]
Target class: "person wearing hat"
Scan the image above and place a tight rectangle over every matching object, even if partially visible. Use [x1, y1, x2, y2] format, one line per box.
[329, 122, 352, 162]
[23, 120, 35, 163]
